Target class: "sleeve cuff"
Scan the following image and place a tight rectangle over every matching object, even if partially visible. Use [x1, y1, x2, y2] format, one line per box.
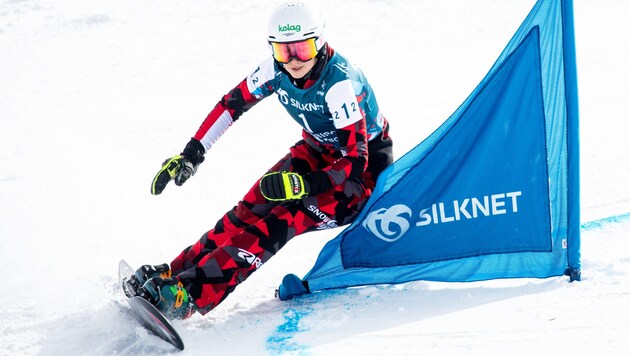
[303, 171, 334, 195]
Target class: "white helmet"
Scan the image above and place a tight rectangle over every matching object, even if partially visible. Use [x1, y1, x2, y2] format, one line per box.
[267, 1, 325, 47]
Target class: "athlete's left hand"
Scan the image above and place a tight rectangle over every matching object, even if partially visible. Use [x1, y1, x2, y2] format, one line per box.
[260, 171, 311, 201]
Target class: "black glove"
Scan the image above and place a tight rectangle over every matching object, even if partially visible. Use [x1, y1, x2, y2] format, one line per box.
[260, 171, 311, 201]
[180, 138, 205, 166]
[175, 138, 205, 186]
[150, 138, 205, 195]
[173, 158, 197, 186]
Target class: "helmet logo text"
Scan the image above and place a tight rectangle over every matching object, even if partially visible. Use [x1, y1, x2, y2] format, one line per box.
[279, 24, 301, 32]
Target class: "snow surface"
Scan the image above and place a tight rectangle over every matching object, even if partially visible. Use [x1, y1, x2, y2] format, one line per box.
[1, 0, 629, 355]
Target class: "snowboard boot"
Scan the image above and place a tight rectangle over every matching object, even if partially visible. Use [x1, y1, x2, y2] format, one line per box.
[138, 276, 197, 320]
[123, 263, 172, 298]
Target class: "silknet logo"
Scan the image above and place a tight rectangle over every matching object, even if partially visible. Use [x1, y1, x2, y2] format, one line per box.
[277, 88, 289, 105]
[362, 204, 412, 242]
[362, 191, 523, 242]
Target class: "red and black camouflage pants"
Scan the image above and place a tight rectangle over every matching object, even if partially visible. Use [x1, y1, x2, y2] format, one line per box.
[170, 136, 392, 315]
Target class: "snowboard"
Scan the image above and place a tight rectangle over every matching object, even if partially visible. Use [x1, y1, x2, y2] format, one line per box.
[118, 259, 185, 351]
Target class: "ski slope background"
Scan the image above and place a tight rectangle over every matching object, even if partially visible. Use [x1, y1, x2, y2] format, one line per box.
[1, 0, 629, 354]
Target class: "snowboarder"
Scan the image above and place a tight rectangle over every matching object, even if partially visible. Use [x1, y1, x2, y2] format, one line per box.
[126, 1, 394, 319]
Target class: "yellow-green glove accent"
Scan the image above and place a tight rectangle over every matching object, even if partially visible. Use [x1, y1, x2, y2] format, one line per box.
[259, 171, 310, 201]
[151, 155, 183, 195]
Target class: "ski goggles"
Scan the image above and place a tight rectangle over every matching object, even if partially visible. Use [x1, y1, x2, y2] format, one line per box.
[269, 38, 319, 64]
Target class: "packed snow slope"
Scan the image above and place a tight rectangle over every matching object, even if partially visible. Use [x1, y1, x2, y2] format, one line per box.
[1, 0, 629, 355]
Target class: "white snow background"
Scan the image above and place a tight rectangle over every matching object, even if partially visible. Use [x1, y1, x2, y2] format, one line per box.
[1, 0, 629, 355]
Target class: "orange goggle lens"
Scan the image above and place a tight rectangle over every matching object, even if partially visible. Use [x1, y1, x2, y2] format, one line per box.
[270, 38, 319, 63]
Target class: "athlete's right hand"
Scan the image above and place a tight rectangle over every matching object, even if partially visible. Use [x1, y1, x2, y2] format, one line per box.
[151, 155, 186, 195]
[151, 139, 205, 195]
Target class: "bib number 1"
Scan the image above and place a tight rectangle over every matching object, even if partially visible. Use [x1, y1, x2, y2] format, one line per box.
[334, 102, 357, 120]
